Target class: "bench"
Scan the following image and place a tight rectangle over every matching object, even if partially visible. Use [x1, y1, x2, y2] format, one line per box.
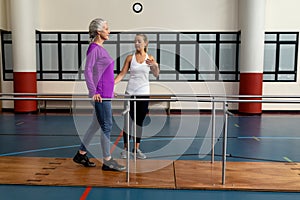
[37, 94, 171, 114]
[37, 95, 75, 113]
[149, 95, 171, 115]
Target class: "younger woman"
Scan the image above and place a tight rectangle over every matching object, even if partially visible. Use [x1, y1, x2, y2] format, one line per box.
[115, 34, 159, 159]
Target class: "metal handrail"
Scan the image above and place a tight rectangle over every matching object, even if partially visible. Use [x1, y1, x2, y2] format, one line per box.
[3, 98, 300, 105]
[3, 92, 300, 97]
[2, 93, 300, 185]
[2, 92, 300, 101]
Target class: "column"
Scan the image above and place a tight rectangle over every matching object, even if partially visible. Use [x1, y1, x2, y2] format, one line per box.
[10, 0, 37, 112]
[238, 0, 266, 114]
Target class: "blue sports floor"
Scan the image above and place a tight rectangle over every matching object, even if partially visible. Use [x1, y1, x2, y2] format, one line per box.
[0, 111, 300, 199]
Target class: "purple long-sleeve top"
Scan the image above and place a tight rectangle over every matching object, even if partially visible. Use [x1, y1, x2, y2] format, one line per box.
[84, 43, 115, 98]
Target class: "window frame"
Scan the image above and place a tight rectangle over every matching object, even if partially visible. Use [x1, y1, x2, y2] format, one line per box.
[263, 32, 299, 82]
[1, 30, 298, 82]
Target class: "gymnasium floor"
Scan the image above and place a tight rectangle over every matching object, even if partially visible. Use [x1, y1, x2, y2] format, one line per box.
[0, 110, 300, 200]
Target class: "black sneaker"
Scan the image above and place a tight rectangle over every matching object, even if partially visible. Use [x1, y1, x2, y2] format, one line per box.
[102, 158, 126, 171]
[73, 151, 96, 167]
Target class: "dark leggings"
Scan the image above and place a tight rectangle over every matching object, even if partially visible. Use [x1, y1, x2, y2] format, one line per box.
[123, 96, 149, 144]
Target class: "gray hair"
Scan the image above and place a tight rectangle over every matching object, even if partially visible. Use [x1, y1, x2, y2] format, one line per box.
[89, 18, 107, 42]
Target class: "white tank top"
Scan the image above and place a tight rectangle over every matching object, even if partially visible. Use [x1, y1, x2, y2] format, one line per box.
[125, 53, 150, 95]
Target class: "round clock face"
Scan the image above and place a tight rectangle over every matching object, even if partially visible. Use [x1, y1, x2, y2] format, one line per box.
[133, 2, 143, 13]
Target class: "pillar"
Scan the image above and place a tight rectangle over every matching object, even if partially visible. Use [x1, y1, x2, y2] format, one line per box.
[10, 0, 37, 112]
[238, 0, 266, 114]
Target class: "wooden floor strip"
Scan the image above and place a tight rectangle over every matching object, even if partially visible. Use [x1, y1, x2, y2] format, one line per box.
[0, 156, 299, 192]
[175, 160, 300, 192]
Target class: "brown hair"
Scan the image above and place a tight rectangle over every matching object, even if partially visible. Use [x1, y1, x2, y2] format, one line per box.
[136, 34, 148, 52]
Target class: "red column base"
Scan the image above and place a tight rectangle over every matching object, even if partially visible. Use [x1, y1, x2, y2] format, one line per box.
[13, 72, 37, 113]
[239, 73, 263, 114]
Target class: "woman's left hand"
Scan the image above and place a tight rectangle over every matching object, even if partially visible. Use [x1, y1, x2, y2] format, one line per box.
[146, 59, 155, 67]
[146, 57, 160, 77]
[93, 94, 102, 102]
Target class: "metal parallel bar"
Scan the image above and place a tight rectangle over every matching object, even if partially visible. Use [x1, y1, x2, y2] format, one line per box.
[5, 93, 300, 185]
[121, 103, 130, 116]
[122, 100, 130, 183]
[211, 98, 215, 163]
[5, 92, 300, 99]
[0, 93, 88, 96]
[128, 94, 300, 98]
[174, 97, 300, 104]
[3, 92, 300, 104]
[4, 96, 300, 104]
[222, 102, 228, 185]
[0, 97, 177, 102]
[133, 96, 137, 170]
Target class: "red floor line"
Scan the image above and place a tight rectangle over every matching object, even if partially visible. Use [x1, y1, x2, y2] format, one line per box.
[80, 131, 123, 199]
[110, 130, 123, 154]
[80, 186, 92, 200]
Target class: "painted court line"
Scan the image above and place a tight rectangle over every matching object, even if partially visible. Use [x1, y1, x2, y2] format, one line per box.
[110, 131, 124, 154]
[238, 136, 300, 140]
[80, 131, 123, 200]
[0, 137, 204, 157]
[2, 136, 298, 157]
[80, 186, 92, 200]
[0, 144, 81, 156]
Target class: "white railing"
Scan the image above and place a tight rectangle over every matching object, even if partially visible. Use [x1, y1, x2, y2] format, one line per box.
[2, 93, 300, 184]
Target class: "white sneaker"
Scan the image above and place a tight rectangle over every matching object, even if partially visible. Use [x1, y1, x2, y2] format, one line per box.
[133, 149, 147, 159]
[120, 150, 127, 159]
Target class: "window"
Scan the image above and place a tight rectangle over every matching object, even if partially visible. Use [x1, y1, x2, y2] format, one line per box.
[36, 32, 85, 80]
[263, 32, 299, 82]
[1, 31, 298, 82]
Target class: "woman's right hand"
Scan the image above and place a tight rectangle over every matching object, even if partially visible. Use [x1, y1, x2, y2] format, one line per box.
[93, 94, 102, 102]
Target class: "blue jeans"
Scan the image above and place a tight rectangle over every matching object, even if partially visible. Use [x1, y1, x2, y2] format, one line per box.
[79, 101, 112, 158]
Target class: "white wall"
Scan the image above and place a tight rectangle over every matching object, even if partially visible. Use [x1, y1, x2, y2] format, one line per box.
[37, 0, 238, 31]
[0, 0, 8, 30]
[1, 0, 300, 110]
[263, 0, 300, 110]
[265, 0, 300, 31]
